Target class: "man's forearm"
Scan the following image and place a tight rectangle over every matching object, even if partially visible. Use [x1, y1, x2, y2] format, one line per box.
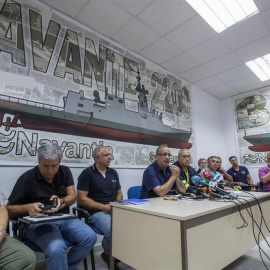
[260, 171, 270, 184]
[7, 204, 31, 218]
[0, 206, 8, 231]
[153, 176, 177, 197]
[78, 196, 109, 211]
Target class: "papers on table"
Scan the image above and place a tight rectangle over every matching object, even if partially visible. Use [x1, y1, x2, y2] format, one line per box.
[116, 199, 149, 205]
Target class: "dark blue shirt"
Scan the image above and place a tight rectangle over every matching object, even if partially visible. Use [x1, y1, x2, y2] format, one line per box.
[77, 164, 121, 208]
[227, 166, 250, 191]
[140, 161, 174, 199]
[173, 161, 197, 193]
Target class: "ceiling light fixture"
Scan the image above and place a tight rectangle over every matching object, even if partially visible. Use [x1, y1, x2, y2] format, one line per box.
[185, 0, 259, 33]
[246, 55, 270, 81]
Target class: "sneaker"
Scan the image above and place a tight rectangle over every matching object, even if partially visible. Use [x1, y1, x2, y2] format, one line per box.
[101, 252, 121, 270]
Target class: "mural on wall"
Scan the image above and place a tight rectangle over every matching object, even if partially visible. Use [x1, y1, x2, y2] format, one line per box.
[234, 89, 270, 166]
[0, 0, 194, 166]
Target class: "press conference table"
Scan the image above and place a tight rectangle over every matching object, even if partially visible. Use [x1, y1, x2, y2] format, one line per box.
[110, 192, 270, 270]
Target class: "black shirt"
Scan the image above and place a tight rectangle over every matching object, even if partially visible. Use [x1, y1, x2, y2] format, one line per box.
[77, 164, 121, 212]
[8, 165, 74, 214]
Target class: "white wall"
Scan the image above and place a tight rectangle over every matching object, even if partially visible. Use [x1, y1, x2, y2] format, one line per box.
[191, 85, 228, 168]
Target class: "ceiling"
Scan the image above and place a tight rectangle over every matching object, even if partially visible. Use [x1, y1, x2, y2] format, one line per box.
[38, 0, 270, 99]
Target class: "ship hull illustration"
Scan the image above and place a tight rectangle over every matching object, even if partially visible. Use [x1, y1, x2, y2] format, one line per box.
[243, 133, 270, 152]
[0, 88, 192, 148]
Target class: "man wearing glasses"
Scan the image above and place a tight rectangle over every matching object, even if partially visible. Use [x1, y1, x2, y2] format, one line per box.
[173, 149, 197, 193]
[140, 144, 186, 199]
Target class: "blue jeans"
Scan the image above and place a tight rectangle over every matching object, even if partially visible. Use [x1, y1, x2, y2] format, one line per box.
[88, 211, 111, 255]
[24, 218, 97, 270]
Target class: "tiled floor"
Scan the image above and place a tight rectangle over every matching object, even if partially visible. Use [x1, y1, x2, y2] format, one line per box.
[35, 238, 270, 270]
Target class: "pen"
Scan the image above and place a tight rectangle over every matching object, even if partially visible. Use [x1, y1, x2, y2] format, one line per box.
[38, 204, 43, 208]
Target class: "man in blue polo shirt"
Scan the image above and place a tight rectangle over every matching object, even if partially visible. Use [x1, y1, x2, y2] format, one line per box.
[77, 146, 123, 270]
[227, 156, 255, 191]
[140, 144, 186, 199]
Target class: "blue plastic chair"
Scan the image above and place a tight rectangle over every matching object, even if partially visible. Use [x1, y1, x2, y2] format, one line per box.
[127, 185, 142, 199]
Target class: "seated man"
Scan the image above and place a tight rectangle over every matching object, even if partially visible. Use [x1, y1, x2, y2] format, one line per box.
[216, 157, 233, 182]
[141, 144, 186, 199]
[258, 152, 270, 191]
[205, 156, 224, 182]
[0, 189, 36, 270]
[7, 143, 97, 270]
[196, 158, 207, 174]
[77, 146, 123, 270]
[227, 156, 255, 191]
[173, 149, 197, 193]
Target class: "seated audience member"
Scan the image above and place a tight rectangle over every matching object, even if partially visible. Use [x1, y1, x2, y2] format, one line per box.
[258, 152, 270, 192]
[197, 158, 207, 174]
[141, 144, 186, 199]
[7, 143, 97, 270]
[0, 189, 36, 270]
[77, 146, 123, 270]
[227, 156, 255, 191]
[173, 149, 197, 193]
[216, 157, 233, 182]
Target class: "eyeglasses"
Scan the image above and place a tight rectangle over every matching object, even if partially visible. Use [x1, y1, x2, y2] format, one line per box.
[157, 152, 172, 157]
[180, 155, 191, 159]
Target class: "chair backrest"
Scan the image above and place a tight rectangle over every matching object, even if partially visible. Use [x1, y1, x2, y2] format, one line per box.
[127, 186, 142, 199]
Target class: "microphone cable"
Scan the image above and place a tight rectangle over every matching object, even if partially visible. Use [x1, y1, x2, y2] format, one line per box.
[235, 194, 270, 270]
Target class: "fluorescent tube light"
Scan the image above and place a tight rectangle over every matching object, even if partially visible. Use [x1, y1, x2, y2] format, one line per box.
[185, 0, 259, 33]
[246, 54, 270, 81]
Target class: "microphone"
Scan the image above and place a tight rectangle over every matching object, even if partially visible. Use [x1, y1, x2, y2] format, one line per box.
[191, 176, 238, 199]
[202, 170, 213, 180]
[192, 187, 210, 198]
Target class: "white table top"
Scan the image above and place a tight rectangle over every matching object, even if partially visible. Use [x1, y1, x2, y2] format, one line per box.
[112, 192, 270, 221]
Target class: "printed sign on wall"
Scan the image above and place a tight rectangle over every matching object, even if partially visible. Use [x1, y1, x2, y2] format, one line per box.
[234, 88, 270, 166]
[0, 0, 194, 167]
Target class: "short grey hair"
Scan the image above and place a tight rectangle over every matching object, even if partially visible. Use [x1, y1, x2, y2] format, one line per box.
[198, 158, 206, 166]
[178, 148, 190, 157]
[156, 144, 169, 155]
[37, 143, 63, 163]
[93, 146, 106, 160]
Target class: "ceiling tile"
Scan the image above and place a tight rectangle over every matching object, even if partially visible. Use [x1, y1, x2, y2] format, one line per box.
[187, 37, 230, 64]
[219, 14, 269, 50]
[140, 38, 182, 65]
[138, 0, 195, 36]
[254, 0, 270, 11]
[194, 76, 224, 90]
[217, 65, 253, 83]
[41, 0, 89, 17]
[112, 18, 160, 52]
[206, 84, 239, 99]
[76, 0, 132, 37]
[162, 52, 199, 75]
[179, 65, 213, 83]
[165, 16, 215, 51]
[228, 75, 263, 90]
[261, 9, 270, 32]
[234, 35, 270, 62]
[112, 0, 154, 15]
[236, 82, 265, 93]
[203, 53, 242, 75]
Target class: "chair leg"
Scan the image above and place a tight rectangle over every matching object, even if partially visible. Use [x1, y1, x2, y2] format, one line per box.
[90, 248, 95, 270]
[84, 257, 89, 270]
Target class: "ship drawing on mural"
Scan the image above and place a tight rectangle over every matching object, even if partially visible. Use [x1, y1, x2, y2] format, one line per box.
[243, 130, 270, 152]
[0, 70, 192, 149]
